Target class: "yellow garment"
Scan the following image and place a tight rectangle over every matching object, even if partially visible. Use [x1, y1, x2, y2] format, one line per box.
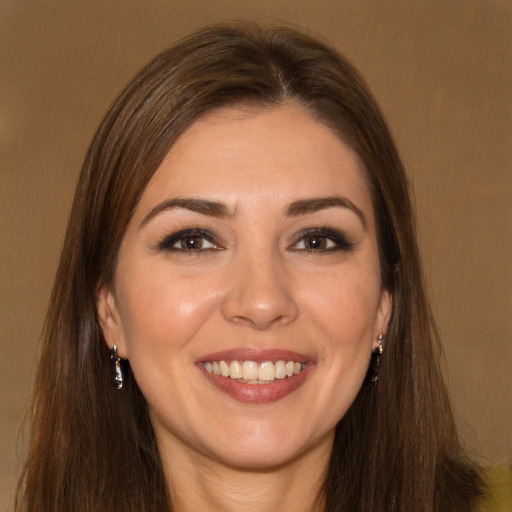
[477, 465, 512, 512]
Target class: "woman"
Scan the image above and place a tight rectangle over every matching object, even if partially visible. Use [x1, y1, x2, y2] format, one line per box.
[16, 22, 484, 511]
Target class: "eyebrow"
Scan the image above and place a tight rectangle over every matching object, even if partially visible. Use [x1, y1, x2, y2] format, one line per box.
[140, 195, 367, 229]
[140, 197, 233, 227]
[286, 197, 367, 228]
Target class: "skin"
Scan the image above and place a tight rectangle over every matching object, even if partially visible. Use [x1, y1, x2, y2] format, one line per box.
[98, 103, 392, 511]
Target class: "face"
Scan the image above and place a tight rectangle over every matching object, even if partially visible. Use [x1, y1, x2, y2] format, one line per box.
[98, 104, 391, 471]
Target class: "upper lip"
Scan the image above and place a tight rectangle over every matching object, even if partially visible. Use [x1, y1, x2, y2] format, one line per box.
[197, 348, 313, 363]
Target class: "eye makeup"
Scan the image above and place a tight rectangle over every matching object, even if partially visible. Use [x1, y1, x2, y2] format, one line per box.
[289, 227, 355, 253]
[158, 228, 222, 252]
[156, 225, 355, 255]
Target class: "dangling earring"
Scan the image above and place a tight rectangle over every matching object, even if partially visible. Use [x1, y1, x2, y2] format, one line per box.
[370, 334, 384, 384]
[110, 344, 123, 390]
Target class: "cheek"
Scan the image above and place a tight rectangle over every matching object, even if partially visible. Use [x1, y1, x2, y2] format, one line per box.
[297, 269, 381, 422]
[301, 267, 382, 352]
[117, 266, 222, 355]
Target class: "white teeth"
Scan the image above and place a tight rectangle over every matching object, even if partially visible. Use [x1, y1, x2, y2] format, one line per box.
[242, 360, 258, 380]
[274, 360, 287, 379]
[219, 360, 230, 377]
[203, 359, 306, 383]
[258, 361, 275, 381]
[229, 360, 242, 379]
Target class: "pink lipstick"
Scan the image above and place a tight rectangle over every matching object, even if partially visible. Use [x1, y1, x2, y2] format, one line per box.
[197, 349, 314, 404]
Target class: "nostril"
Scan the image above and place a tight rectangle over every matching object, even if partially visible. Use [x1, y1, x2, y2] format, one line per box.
[230, 313, 287, 330]
[220, 286, 299, 330]
[219, 257, 300, 329]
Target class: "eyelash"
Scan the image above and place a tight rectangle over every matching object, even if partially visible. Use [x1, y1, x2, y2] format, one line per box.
[157, 227, 354, 254]
[289, 228, 354, 253]
[158, 229, 221, 252]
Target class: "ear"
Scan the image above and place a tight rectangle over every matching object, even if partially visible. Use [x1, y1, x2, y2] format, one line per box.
[373, 288, 392, 350]
[96, 283, 127, 359]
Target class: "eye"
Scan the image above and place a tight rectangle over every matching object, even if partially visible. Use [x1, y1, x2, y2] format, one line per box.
[297, 235, 335, 251]
[290, 228, 354, 253]
[158, 229, 220, 252]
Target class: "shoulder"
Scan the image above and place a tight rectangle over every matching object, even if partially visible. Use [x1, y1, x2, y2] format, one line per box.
[476, 465, 512, 512]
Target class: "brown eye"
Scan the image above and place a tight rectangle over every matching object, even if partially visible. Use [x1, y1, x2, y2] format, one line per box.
[181, 235, 204, 250]
[303, 236, 327, 250]
[158, 229, 219, 252]
[290, 228, 354, 253]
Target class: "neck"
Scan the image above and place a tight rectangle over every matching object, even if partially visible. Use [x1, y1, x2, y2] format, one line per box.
[159, 435, 333, 512]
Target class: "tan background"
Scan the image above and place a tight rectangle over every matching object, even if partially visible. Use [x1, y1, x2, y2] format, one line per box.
[1, 0, 510, 509]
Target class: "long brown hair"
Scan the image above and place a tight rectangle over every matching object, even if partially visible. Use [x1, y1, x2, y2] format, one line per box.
[16, 22, 483, 511]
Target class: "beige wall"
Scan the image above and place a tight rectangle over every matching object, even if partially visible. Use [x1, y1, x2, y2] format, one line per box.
[1, 0, 510, 508]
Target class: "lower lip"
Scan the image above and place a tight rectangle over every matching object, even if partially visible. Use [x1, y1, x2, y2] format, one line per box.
[199, 364, 313, 404]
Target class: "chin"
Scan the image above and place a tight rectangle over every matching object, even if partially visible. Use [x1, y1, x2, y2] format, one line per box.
[197, 417, 334, 472]
[207, 440, 313, 472]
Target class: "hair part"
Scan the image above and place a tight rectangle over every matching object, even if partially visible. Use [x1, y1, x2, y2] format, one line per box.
[16, 21, 483, 511]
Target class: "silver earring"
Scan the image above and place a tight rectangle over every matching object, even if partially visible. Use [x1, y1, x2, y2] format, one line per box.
[370, 334, 384, 384]
[110, 344, 123, 389]
[376, 333, 384, 354]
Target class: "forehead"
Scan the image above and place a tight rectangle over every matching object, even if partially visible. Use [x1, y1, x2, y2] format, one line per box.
[136, 104, 373, 219]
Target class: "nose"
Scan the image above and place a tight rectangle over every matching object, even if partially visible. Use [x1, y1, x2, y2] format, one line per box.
[221, 252, 299, 330]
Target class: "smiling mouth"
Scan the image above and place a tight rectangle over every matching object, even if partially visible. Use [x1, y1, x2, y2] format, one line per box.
[202, 360, 307, 384]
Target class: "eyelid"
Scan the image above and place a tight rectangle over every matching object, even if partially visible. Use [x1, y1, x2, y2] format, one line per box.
[289, 227, 354, 252]
[158, 228, 222, 251]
